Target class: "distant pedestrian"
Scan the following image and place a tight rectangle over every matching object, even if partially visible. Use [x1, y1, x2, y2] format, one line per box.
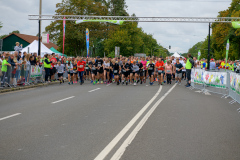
[14, 42, 22, 53]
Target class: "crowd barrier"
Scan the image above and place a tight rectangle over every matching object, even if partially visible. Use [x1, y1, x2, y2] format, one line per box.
[190, 68, 240, 105]
[0, 64, 44, 88]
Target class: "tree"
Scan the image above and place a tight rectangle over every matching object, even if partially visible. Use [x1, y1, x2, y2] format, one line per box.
[10, 30, 20, 34]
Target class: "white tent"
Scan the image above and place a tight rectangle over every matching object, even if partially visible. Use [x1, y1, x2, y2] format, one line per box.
[21, 40, 54, 57]
[172, 52, 182, 58]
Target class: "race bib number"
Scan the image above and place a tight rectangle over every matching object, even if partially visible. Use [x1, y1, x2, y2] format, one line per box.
[167, 70, 171, 73]
[158, 70, 162, 73]
[85, 67, 89, 70]
[80, 65, 83, 68]
[122, 70, 126, 72]
[98, 64, 101, 67]
[149, 67, 153, 70]
[92, 67, 96, 70]
[176, 68, 179, 71]
[114, 70, 118, 73]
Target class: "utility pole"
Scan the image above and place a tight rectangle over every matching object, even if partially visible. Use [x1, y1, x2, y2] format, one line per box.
[207, 23, 211, 70]
[38, 0, 42, 56]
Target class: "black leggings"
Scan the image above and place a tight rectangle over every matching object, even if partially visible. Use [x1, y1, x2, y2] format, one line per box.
[45, 68, 50, 82]
[166, 74, 171, 83]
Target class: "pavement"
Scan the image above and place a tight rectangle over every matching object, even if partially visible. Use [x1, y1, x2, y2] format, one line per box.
[0, 80, 240, 160]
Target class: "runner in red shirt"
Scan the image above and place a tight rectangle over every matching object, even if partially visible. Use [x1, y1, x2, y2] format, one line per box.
[155, 58, 165, 85]
[50, 53, 57, 81]
[77, 57, 86, 85]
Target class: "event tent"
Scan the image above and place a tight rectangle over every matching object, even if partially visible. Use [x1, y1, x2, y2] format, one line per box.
[21, 40, 54, 57]
[50, 47, 67, 58]
[172, 52, 183, 58]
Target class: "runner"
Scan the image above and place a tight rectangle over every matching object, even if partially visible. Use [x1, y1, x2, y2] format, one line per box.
[111, 59, 121, 85]
[125, 60, 131, 85]
[90, 58, 98, 85]
[103, 59, 111, 84]
[131, 60, 140, 86]
[155, 58, 165, 85]
[56, 61, 65, 84]
[141, 57, 147, 83]
[66, 61, 73, 85]
[50, 53, 57, 81]
[84, 58, 90, 81]
[147, 58, 155, 85]
[72, 60, 78, 84]
[121, 61, 127, 85]
[96, 56, 104, 84]
[136, 60, 143, 84]
[77, 57, 86, 85]
[175, 59, 184, 85]
[165, 61, 173, 84]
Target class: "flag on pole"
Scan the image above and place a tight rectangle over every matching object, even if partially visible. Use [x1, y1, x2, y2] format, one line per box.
[63, 17, 66, 55]
[225, 39, 230, 71]
[86, 28, 89, 57]
[198, 50, 201, 61]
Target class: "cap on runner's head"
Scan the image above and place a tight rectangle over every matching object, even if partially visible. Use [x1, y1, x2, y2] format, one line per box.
[97, 56, 100, 58]
[203, 58, 205, 60]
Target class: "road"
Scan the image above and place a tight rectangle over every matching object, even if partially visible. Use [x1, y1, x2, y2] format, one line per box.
[0, 80, 240, 160]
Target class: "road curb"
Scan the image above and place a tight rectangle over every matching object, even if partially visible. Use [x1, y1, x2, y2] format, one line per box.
[0, 82, 59, 93]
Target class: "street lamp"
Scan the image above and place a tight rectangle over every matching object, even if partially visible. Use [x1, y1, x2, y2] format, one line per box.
[38, 0, 42, 56]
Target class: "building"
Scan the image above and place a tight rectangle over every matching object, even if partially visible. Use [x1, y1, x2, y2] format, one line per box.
[1, 33, 58, 52]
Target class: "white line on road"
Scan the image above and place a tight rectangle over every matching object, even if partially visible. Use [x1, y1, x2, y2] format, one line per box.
[106, 84, 112, 86]
[94, 85, 162, 160]
[51, 96, 75, 104]
[88, 88, 101, 93]
[0, 113, 21, 121]
[110, 84, 177, 160]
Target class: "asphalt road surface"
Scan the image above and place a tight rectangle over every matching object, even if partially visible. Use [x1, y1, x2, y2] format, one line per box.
[0, 80, 240, 160]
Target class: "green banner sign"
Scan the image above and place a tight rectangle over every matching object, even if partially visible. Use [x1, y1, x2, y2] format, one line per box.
[76, 20, 124, 25]
[232, 21, 240, 29]
[225, 39, 229, 71]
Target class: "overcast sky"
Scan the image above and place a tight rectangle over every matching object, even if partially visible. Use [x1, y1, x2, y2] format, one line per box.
[0, 0, 232, 53]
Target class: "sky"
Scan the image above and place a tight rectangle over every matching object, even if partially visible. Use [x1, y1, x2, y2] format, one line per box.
[0, 0, 232, 53]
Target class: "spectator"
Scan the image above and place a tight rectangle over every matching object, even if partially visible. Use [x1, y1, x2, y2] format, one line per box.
[30, 56, 36, 65]
[185, 53, 194, 87]
[209, 59, 216, 70]
[1, 56, 11, 87]
[44, 54, 52, 82]
[14, 42, 23, 53]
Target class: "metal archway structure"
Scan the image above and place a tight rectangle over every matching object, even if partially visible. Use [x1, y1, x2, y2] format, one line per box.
[29, 15, 240, 69]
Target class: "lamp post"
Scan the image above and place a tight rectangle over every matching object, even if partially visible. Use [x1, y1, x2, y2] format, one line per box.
[38, 0, 42, 56]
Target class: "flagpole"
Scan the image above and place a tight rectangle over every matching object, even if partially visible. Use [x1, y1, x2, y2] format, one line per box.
[63, 17, 66, 55]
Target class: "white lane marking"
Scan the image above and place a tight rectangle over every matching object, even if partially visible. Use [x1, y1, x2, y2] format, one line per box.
[51, 96, 75, 104]
[88, 88, 101, 93]
[111, 84, 177, 160]
[0, 113, 21, 121]
[94, 85, 162, 160]
[106, 84, 112, 86]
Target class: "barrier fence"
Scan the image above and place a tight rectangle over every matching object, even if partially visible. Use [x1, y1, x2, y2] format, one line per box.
[0, 64, 69, 89]
[191, 68, 240, 105]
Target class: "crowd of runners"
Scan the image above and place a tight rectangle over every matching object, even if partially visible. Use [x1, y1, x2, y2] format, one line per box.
[43, 54, 195, 87]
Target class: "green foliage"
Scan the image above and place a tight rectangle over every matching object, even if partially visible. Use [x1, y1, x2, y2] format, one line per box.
[0, 21, 2, 30]
[190, 0, 240, 60]
[45, 0, 165, 57]
[0, 30, 20, 39]
[10, 30, 20, 34]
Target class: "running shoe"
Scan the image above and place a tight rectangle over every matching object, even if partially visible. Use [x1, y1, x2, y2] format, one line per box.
[107, 81, 110, 84]
[117, 82, 119, 85]
[97, 81, 100, 84]
[175, 81, 178, 83]
[91, 80, 93, 83]
[63, 80, 64, 83]
[164, 80, 166, 83]
[140, 81, 142, 84]
[113, 79, 115, 83]
[137, 80, 140, 84]
[60, 81, 62, 84]
[186, 84, 191, 87]
[122, 82, 124, 85]
[126, 81, 128, 85]
[161, 82, 164, 85]
[71, 81, 73, 85]
[75, 81, 77, 83]
[155, 78, 158, 81]
[104, 81, 107, 84]
[68, 82, 70, 85]
[134, 82, 136, 86]
[93, 81, 96, 85]
[101, 81, 103, 84]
